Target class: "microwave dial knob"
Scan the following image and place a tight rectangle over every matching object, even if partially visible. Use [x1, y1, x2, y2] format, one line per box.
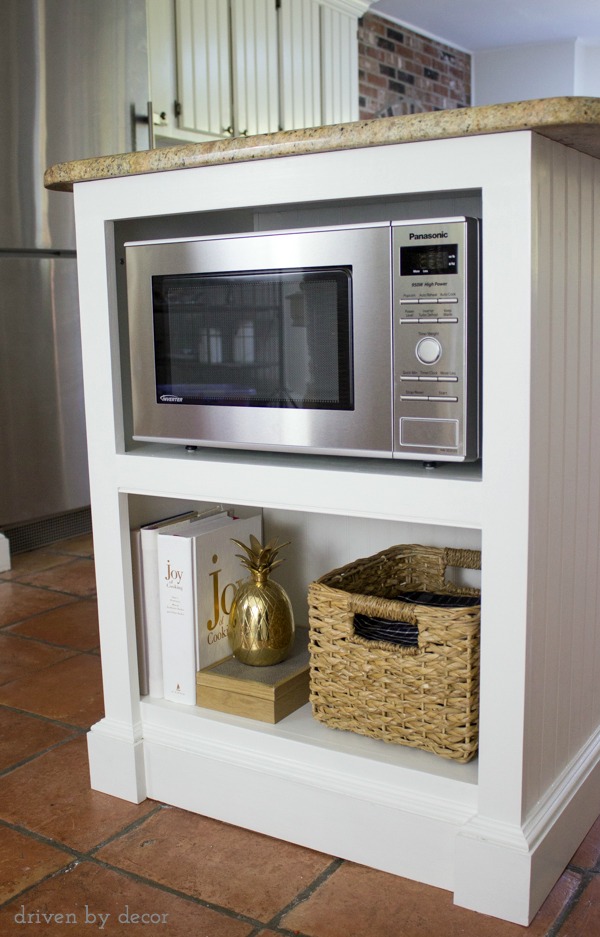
[416, 336, 442, 365]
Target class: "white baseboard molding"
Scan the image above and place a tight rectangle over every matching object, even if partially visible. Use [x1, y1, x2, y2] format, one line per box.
[455, 724, 600, 924]
[87, 718, 147, 803]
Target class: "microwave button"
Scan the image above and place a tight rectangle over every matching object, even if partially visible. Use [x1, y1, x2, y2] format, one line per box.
[415, 337, 442, 365]
[437, 375, 459, 382]
[418, 317, 439, 323]
[438, 316, 459, 324]
[428, 395, 458, 402]
[400, 394, 428, 401]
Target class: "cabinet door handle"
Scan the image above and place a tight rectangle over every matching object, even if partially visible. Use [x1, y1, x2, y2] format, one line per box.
[223, 126, 234, 136]
[147, 101, 154, 150]
[240, 129, 248, 137]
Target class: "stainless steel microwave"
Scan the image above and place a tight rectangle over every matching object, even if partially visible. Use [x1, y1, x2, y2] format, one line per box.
[125, 216, 480, 462]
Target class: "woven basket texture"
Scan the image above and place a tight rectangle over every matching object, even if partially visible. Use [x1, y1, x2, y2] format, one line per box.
[308, 544, 481, 763]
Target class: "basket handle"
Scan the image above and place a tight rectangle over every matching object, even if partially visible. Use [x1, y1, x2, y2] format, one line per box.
[443, 547, 481, 572]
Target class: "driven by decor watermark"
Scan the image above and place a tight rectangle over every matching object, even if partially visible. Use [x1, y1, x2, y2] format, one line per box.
[14, 904, 169, 928]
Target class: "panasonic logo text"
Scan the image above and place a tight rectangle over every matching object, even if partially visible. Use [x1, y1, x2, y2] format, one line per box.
[409, 231, 449, 240]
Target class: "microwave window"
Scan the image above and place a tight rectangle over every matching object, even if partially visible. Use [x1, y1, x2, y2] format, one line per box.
[151, 267, 353, 410]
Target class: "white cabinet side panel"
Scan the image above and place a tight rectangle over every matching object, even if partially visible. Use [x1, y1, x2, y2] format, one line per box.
[525, 137, 600, 814]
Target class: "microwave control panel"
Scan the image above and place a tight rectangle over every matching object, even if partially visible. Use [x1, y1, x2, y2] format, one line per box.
[392, 216, 480, 461]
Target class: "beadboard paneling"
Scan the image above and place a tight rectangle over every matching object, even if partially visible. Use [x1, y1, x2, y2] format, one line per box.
[176, 0, 231, 136]
[230, 0, 279, 136]
[320, 4, 358, 124]
[525, 136, 600, 814]
[279, 0, 321, 130]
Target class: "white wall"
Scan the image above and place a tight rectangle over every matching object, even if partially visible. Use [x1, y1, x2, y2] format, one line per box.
[473, 40, 577, 106]
[575, 41, 600, 94]
[474, 38, 600, 106]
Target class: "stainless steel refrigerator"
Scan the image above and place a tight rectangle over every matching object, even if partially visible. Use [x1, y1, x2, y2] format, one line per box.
[0, 0, 150, 551]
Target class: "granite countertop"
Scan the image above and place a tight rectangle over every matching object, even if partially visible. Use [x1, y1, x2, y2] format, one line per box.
[44, 96, 600, 192]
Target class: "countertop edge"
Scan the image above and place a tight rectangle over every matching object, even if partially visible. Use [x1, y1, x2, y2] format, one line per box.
[44, 97, 600, 192]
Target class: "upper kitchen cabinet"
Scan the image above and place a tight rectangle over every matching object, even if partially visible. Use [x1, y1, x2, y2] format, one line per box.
[279, 0, 367, 130]
[146, 0, 370, 145]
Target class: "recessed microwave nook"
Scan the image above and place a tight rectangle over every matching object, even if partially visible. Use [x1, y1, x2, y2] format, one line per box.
[125, 216, 480, 462]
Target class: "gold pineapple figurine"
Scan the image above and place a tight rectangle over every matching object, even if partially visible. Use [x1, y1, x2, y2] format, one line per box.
[228, 535, 295, 666]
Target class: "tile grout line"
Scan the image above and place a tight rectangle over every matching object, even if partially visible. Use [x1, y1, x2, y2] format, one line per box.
[543, 867, 598, 937]
[0, 800, 342, 935]
[0, 629, 100, 654]
[86, 803, 168, 856]
[0, 810, 265, 929]
[0, 599, 89, 632]
[248, 856, 345, 937]
[0, 702, 92, 733]
[0, 730, 87, 779]
[84, 854, 266, 930]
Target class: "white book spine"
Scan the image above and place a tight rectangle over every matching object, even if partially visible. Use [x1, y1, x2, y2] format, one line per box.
[137, 506, 221, 698]
[157, 531, 197, 704]
[140, 527, 166, 697]
[130, 529, 149, 696]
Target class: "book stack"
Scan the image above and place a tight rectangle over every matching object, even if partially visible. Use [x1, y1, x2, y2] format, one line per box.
[131, 505, 262, 704]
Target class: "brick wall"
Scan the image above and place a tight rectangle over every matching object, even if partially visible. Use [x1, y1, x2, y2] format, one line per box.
[358, 12, 471, 119]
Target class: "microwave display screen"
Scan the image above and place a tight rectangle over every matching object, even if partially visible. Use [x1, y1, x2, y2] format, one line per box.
[400, 243, 458, 276]
[151, 267, 353, 410]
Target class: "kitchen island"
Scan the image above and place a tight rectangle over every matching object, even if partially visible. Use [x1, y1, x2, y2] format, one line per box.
[46, 97, 600, 925]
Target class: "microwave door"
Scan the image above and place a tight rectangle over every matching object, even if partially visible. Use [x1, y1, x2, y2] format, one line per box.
[127, 224, 394, 457]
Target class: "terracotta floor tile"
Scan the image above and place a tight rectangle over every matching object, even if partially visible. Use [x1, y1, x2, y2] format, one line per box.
[0, 709, 79, 772]
[0, 633, 75, 686]
[13, 558, 96, 597]
[97, 807, 335, 921]
[557, 874, 600, 935]
[0, 737, 156, 852]
[281, 862, 582, 937]
[0, 860, 253, 936]
[570, 816, 600, 870]
[0, 825, 72, 904]
[6, 600, 100, 651]
[47, 533, 94, 557]
[0, 551, 78, 582]
[0, 582, 77, 627]
[0, 653, 104, 726]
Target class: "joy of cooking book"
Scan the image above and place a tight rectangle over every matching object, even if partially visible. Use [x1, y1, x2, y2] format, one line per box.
[157, 510, 262, 704]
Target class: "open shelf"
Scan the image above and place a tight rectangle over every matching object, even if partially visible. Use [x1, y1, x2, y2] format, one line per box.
[119, 447, 484, 531]
[141, 696, 478, 792]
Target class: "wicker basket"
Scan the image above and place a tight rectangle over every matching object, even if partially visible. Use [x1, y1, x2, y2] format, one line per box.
[308, 544, 481, 763]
